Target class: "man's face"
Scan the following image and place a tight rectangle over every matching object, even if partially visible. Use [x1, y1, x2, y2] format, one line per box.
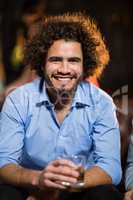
[44, 39, 83, 94]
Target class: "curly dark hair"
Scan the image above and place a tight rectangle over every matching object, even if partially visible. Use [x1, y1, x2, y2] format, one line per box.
[24, 12, 110, 79]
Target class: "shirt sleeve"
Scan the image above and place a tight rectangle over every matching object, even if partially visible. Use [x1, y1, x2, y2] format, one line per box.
[0, 91, 26, 167]
[125, 134, 133, 190]
[92, 96, 122, 185]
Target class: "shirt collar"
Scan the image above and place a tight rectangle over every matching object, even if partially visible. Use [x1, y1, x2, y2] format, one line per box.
[71, 81, 92, 108]
[36, 81, 53, 108]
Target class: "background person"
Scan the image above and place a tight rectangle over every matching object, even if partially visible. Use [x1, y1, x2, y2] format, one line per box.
[124, 120, 133, 200]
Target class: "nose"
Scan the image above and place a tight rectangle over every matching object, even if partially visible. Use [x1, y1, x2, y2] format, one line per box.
[58, 60, 70, 74]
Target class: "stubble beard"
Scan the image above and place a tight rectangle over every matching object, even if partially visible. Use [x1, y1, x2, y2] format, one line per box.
[44, 73, 83, 110]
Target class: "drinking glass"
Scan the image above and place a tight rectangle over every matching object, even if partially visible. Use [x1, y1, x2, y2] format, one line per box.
[58, 154, 86, 189]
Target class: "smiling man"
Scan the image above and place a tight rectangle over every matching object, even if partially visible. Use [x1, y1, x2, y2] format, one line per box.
[44, 39, 83, 111]
[0, 13, 123, 200]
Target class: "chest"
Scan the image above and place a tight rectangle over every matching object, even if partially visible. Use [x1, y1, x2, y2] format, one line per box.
[25, 105, 95, 142]
[24, 106, 95, 168]
[55, 108, 70, 124]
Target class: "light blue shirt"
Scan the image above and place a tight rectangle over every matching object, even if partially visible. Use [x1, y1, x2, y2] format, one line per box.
[0, 79, 122, 185]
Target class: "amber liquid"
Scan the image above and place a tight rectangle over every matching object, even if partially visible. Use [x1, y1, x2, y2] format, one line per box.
[69, 167, 85, 192]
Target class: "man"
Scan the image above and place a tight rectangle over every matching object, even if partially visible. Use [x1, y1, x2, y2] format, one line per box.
[0, 12, 123, 200]
[124, 130, 133, 200]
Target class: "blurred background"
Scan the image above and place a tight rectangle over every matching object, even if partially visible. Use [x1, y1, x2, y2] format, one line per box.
[0, 1, 132, 190]
[0, 0, 131, 97]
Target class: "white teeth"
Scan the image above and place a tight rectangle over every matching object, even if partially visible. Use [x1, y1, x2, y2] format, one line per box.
[53, 76, 72, 80]
[58, 78, 70, 81]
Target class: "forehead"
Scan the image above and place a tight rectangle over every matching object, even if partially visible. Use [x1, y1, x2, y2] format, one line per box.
[47, 39, 82, 57]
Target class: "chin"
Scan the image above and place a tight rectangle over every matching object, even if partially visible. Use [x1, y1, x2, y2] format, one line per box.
[54, 84, 74, 90]
[56, 85, 78, 94]
[53, 82, 77, 91]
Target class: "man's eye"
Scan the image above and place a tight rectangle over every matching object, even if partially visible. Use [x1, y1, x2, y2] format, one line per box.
[68, 58, 81, 63]
[48, 57, 62, 62]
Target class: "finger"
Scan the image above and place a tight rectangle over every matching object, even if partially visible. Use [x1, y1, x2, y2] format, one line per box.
[44, 172, 78, 184]
[46, 165, 80, 178]
[26, 196, 37, 200]
[42, 178, 67, 189]
[50, 159, 78, 169]
[124, 193, 132, 200]
[124, 196, 131, 200]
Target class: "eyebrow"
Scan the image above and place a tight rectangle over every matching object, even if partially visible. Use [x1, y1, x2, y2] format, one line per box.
[68, 57, 81, 62]
[48, 57, 63, 62]
[48, 56, 82, 62]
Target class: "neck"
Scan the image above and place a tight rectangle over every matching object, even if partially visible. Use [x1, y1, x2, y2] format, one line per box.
[55, 99, 72, 111]
[46, 86, 74, 111]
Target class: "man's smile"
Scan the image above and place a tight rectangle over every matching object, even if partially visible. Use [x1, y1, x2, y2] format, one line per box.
[45, 40, 83, 92]
[52, 74, 76, 80]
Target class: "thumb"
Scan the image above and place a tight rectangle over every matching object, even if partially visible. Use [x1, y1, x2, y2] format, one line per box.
[26, 196, 37, 200]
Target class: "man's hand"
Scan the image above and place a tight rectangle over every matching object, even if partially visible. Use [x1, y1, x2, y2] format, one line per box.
[37, 159, 80, 190]
[124, 188, 133, 200]
[26, 159, 80, 199]
[26, 196, 37, 200]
